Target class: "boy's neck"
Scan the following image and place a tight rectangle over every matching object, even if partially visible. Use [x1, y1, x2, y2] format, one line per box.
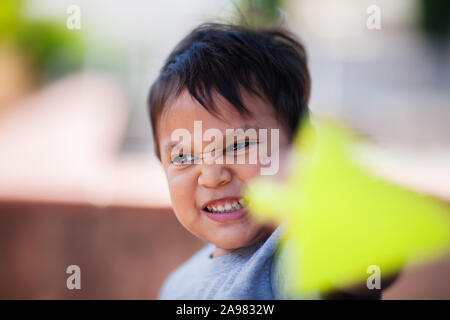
[211, 224, 278, 258]
[212, 247, 233, 258]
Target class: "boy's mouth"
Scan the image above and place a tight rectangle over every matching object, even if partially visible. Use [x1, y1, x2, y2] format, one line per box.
[201, 197, 248, 223]
[202, 197, 245, 213]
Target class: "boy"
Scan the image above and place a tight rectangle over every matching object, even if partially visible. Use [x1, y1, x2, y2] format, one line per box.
[147, 23, 387, 299]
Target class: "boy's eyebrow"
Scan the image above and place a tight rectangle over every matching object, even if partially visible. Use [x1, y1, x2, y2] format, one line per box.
[224, 124, 261, 141]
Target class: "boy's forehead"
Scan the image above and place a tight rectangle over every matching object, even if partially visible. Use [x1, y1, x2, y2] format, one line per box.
[157, 89, 282, 152]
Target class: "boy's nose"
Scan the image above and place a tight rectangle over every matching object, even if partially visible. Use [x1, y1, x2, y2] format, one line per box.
[198, 164, 232, 188]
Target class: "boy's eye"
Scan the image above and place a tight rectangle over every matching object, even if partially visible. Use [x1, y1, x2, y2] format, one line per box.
[225, 140, 255, 154]
[172, 153, 196, 165]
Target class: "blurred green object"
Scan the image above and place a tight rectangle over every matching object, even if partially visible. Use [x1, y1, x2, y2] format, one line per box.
[245, 118, 450, 295]
[0, 0, 85, 84]
[237, 0, 283, 28]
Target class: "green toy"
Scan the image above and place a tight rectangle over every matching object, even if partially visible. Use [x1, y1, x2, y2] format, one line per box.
[244, 118, 450, 295]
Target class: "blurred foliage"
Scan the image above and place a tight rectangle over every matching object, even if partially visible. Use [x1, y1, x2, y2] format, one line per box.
[418, 0, 450, 37]
[236, 0, 283, 28]
[0, 0, 85, 83]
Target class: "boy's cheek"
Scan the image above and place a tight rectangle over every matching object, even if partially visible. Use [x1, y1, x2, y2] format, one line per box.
[167, 177, 189, 202]
[231, 163, 262, 183]
[168, 187, 198, 228]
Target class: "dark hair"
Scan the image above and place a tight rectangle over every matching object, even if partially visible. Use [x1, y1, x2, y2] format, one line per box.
[147, 23, 310, 159]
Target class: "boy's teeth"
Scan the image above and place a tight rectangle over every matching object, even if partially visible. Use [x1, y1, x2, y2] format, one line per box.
[206, 200, 245, 213]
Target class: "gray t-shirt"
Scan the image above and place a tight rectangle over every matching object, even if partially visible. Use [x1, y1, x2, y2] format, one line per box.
[158, 224, 316, 300]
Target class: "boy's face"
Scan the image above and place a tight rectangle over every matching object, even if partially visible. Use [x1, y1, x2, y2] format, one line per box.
[156, 89, 290, 252]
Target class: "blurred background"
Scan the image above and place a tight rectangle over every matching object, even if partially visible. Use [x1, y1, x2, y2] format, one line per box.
[0, 0, 449, 299]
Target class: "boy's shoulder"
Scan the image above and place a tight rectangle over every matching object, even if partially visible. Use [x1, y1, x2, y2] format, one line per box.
[158, 242, 214, 298]
[158, 225, 286, 299]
